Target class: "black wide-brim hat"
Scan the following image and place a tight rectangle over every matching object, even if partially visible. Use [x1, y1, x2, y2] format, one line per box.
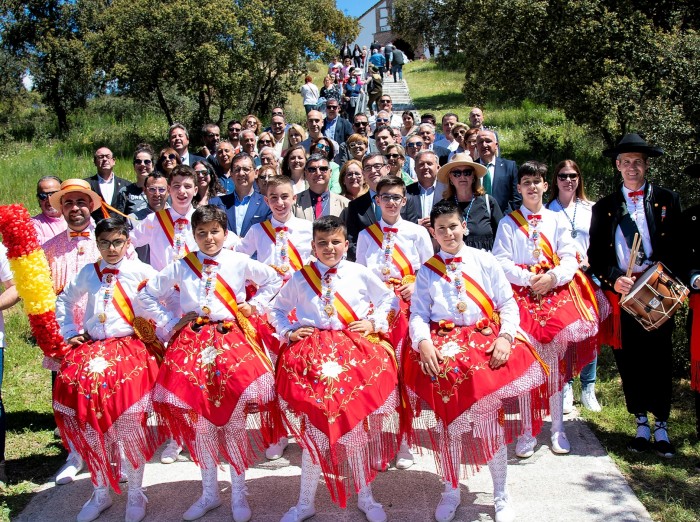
[602, 133, 664, 158]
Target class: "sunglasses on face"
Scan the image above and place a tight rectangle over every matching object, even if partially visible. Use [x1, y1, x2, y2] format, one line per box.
[385, 153, 402, 160]
[327, 105, 339, 110]
[450, 169, 474, 178]
[133, 159, 153, 165]
[315, 144, 331, 152]
[307, 166, 330, 173]
[195, 170, 209, 176]
[161, 153, 177, 161]
[259, 140, 273, 145]
[354, 121, 369, 127]
[557, 173, 579, 180]
[406, 142, 423, 149]
[272, 112, 283, 116]
[376, 118, 389, 123]
[380, 100, 391, 104]
[37, 191, 58, 201]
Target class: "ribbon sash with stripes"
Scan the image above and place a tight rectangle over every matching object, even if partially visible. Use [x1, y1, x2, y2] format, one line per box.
[260, 220, 303, 270]
[365, 223, 415, 277]
[155, 209, 191, 256]
[424, 255, 495, 318]
[94, 263, 135, 325]
[509, 210, 558, 264]
[300, 264, 359, 327]
[183, 253, 239, 317]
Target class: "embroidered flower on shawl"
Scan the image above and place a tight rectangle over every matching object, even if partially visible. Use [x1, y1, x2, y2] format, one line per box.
[199, 345, 218, 366]
[439, 341, 462, 359]
[87, 357, 110, 375]
[320, 360, 344, 381]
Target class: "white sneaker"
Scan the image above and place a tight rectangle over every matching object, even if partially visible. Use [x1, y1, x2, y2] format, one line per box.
[515, 433, 537, 458]
[395, 443, 414, 470]
[160, 440, 182, 464]
[56, 452, 84, 485]
[551, 431, 571, 454]
[76, 487, 112, 522]
[182, 493, 222, 521]
[265, 437, 289, 460]
[358, 496, 387, 522]
[580, 383, 602, 412]
[125, 489, 148, 522]
[494, 494, 515, 522]
[562, 382, 574, 414]
[231, 485, 252, 522]
[280, 504, 316, 522]
[434, 488, 460, 522]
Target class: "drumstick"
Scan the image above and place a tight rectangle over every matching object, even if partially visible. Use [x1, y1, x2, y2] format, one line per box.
[626, 233, 641, 278]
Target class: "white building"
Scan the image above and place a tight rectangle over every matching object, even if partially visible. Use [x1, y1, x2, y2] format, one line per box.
[350, 0, 418, 58]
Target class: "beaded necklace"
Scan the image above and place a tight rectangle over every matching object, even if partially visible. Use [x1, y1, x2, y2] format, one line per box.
[556, 197, 579, 238]
[454, 196, 476, 236]
[321, 267, 337, 317]
[199, 258, 219, 316]
[380, 225, 398, 280]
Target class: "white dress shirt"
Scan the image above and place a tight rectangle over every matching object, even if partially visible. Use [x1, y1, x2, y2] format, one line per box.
[356, 217, 433, 279]
[98, 174, 115, 205]
[615, 184, 653, 272]
[237, 216, 313, 280]
[57, 258, 156, 341]
[270, 260, 395, 338]
[418, 182, 437, 219]
[139, 249, 282, 336]
[130, 207, 197, 271]
[409, 245, 520, 350]
[492, 206, 579, 288]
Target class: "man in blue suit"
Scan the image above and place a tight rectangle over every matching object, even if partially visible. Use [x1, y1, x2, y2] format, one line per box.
[209, 152, 271, 237]
[477, 130, 521, 213]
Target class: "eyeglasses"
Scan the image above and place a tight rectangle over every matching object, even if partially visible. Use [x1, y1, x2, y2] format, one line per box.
[354, 121, 369, 127]
[557, 173, 579, 180]
[133, 159, 153, 165]
[345, 171, 363, 178]
[259, 140, 273, 145]
[376, 118, 389, 123]
[450, 169, 474, 178]
[272, 112, 284, 116]
[160, 153, 177, 161]
[95, 154, 113, 160]
[233, 166, 254, 173]
[406, 142, 424, 150]
[348, 142, 366, 148]
[195, 170, 209, 176]
[37, 191, 58, 201]
[315, 144, 331, 152]
[385, 153, 402, 160]
[378, 194, 404, 203]
[146, 187, 167, 195]
[379, 99, 391, 104]
[306, 166, 330, 173]
[363, 163, 385, 172]
[326, 105, 339, 110]
[97, 239, 127, 250]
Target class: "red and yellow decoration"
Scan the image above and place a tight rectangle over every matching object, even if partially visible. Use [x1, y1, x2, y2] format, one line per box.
[300, 264, 359, 327]
[0, 204, 68, 358]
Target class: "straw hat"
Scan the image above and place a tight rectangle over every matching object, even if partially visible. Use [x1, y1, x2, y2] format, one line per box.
[49, 178, 103, 211]
[436, 153, 487, 185]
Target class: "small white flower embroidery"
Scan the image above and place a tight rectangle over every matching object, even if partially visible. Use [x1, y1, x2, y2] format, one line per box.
[320, 360, 344, 381]
[440, 341, 462, 358]
[199, 346, 218, 366]
[87, 357, 109, 375]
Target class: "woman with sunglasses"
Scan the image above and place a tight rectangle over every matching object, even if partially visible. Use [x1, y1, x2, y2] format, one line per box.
[400, 111, 417, 144]
[311, 137, 342, 194]
[256, 132, 276, 154]
[281, 144, 308, 194]
[405, 134, 424, 162]
[385, 143, 414, 185]
[281, 124, 307, 156]
[243, 114, 262, 135]
[116, 143, 155, 216]
[339, 159, 368, 201]
[437, 152, 503, 251]
[156, 147, 182, 176]
[192, 160, 224, 207]
[546, 159, 601, 413]
[446, 122, 469, 160]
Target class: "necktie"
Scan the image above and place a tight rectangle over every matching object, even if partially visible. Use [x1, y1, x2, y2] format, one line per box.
[314, 195, 323, 219]
[484, 163, 494, 194]
[70, 231, 90, 238]
[383, 227, 398, 233]
[102, 268, 119, 275]
[628, 190, 644, 198]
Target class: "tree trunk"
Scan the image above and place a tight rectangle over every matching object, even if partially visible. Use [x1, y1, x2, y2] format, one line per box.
[154, 82, 174, 126]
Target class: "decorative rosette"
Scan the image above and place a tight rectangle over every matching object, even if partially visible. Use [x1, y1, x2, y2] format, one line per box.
[0, 204, 69, 358]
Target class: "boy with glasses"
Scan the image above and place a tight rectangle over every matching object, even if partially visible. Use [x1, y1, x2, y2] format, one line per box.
[32, 176, 67, 245]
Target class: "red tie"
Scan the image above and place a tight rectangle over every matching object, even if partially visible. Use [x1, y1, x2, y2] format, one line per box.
[527, 214, 541, 221]
[444, 257, 462, 264]
[70, 231, 90, 238]
[175, 218, 189, 226]
[628, 190, 644, 198]
[275, 226, 288, 233]
[102, 268, 119, 275]
[203, 259, 218, 266]
[314, 195, 323, 219]
[383, 227, 398, 233]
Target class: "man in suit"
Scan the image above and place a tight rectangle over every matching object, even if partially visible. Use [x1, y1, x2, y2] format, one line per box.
[169, 123, 205, 167]
[476, 130, 520, 213]
[85, 146, 129, 222]
[334, 113, 378, 167]
[406, 149, 442, 228]
[588, 133, 682, 458]
[294, 153, 349, 222]
[322, 99, 353, 145]
[209, 152, 271, 237]
[343, 152, 421, 261]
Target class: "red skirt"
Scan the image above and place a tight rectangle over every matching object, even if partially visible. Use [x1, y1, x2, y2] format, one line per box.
[402, 321, 548, 486]
[512, 280, 600, 389]
[53, 335, 163, 492]
[276, 329, 400, 507]
[153, 320, 282, 471]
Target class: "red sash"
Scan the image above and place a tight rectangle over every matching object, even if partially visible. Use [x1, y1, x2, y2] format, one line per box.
[300, 264, 359, 327]
[94, 263, 135, 325]
[260, 220, 303, 271]
[155, 209, 190, 255]
[365, 223, 415, 278]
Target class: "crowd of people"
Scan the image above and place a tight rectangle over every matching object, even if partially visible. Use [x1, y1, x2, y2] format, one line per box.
[0, 73, 696, 522]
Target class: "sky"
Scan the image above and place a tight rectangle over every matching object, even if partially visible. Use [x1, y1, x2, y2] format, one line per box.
[337, 0, 377, 18]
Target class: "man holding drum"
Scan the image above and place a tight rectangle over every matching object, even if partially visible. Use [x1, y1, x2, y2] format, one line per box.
[589, 133, 683, 457]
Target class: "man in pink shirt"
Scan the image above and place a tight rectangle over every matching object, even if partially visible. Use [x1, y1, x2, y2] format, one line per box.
[31, 176, 67, 246]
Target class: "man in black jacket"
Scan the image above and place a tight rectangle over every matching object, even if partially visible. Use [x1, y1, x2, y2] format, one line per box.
[588, 133, 682, 458]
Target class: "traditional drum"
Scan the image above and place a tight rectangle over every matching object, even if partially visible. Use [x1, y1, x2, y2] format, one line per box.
[620, 263, 688, 331]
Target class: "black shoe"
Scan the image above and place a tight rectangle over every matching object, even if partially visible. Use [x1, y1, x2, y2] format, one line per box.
[627, 436, 651, 453]
[654, 439, 675, 458]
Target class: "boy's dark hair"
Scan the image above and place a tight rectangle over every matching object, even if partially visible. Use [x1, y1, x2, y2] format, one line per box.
[517, 160, 548, 182]
[376, 176, 406, 195]
[168, 164, 196, 185]
[95, 217, 130, 238]
[421, 113, 437, 126]
[429, 199, 462, 227]
[192, 205, 228, 231]
[265, 175, 294, 191]
[313, 215, 347, 239]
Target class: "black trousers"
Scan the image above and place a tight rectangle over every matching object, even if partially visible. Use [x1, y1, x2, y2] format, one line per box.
[612, 311, 674, 420]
